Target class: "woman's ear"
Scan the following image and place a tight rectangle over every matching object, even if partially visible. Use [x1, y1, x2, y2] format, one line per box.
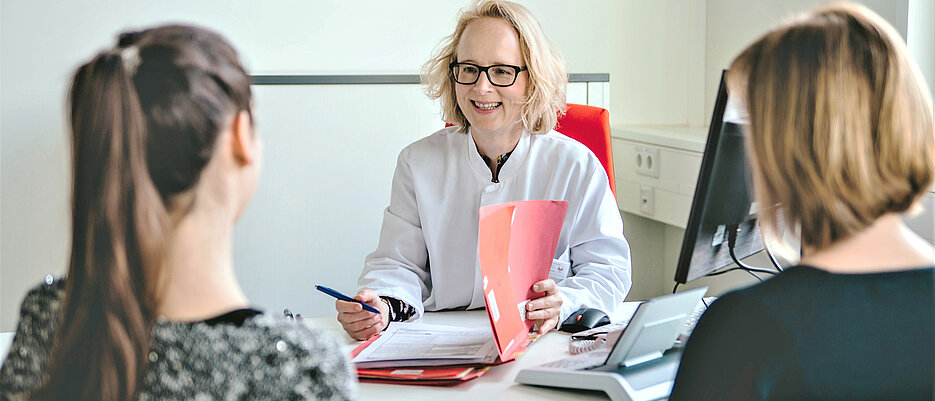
[230, 110, 255, 166]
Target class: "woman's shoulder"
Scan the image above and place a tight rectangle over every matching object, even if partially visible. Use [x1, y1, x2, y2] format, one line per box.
[16, 276, 66, 312]
[703, 269, 814, 318]
[695, 266, 852, 336]
[399, 126, 464, 158]
[7, 277, 66, 348]
[530, 130, 601, 166]
[147, 314, 356, 400]
[0, 277, 66, 397]
[244, 314, 351, 361]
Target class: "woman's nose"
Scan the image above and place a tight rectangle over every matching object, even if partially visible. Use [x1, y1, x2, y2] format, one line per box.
[472, 71, 495, 93]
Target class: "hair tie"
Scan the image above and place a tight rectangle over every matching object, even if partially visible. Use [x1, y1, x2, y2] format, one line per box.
[118, 46, 141, 75]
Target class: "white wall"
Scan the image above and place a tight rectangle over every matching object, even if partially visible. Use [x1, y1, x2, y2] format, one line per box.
[908, 0, 935, 94]
[2, 0, 930, 331]
[621, 0, 927, 301]
[1, 0, 680, 331]
[705, 0, 910, 126]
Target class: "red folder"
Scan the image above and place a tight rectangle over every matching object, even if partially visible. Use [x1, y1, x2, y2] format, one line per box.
[356, 366, 491, 386]
[351, 200, 567, 385]
[351, 334, 540, 385]
[478, 200, 568, 362]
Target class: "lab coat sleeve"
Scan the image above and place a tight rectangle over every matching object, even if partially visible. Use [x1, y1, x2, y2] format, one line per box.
[357, 149, 429, 321]
[557, 163, 633, 323]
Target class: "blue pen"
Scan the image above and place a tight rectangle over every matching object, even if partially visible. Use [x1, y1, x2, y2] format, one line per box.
[316, 285, 380, 314]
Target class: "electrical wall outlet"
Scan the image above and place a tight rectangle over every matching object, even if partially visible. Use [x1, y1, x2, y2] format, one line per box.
[634, 145, 660, 178]
[639, 185, 654, 215]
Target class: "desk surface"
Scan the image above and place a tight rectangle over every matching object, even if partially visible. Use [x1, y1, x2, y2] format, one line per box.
[0, 307, 643, 400]
[310, 307, 643, 401]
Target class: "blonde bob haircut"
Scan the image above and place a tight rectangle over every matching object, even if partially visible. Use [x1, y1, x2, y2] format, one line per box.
[727, 2, 934, 252]
[422, 0, 567, 134]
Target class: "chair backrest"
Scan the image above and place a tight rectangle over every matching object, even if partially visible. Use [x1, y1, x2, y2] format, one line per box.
[443, 103, 616, 197]
[555, 104, 616, 197]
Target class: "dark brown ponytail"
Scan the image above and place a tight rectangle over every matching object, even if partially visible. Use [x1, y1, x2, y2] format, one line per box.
[35, 25, 252, 401]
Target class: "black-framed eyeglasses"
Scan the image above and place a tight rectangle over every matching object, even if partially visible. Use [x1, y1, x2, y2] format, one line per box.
[449, 62, 528, 87]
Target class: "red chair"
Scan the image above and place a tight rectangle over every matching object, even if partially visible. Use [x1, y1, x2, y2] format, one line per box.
[555, 104, 616, 198]
[445, 103, 616, 197]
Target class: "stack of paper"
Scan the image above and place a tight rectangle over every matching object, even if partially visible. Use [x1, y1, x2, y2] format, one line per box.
[352, 323, 500, 368]
[351, 327, 540, 385]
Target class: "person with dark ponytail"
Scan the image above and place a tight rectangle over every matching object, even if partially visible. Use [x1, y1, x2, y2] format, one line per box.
[0, 25, 356, 400]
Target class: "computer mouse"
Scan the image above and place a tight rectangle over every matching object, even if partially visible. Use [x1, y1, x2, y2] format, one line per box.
[559, 308, 611, 333]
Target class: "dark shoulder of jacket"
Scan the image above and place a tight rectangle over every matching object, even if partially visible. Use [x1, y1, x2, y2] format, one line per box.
[0, 277, 67, 398]
[670, 287, 785, 401]
[16, 277, 67, 326]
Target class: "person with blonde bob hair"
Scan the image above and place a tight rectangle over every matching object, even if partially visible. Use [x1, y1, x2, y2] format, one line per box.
[671, 3, 933, 400]
[335, 0, 632, 340]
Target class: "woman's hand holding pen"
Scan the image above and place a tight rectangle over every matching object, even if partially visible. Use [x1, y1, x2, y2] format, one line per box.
[335, 289, 389, 340]
[526, 279, 563, 334]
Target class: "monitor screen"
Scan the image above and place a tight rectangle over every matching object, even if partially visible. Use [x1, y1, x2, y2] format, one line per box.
[674, 71, 764, 284]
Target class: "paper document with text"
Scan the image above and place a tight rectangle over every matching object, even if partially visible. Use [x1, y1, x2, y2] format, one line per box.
[352, 323, 499, 368]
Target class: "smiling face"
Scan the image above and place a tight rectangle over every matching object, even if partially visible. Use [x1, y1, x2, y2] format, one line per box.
[454, 17, 528, 139]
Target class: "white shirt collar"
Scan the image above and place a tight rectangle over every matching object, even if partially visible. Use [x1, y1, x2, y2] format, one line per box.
[465, 128, 531, 183]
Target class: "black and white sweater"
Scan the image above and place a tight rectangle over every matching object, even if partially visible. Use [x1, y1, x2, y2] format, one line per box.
[0, 278, 357, 400]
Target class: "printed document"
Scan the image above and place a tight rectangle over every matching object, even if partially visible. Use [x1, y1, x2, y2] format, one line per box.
[352, 323, 500, 368]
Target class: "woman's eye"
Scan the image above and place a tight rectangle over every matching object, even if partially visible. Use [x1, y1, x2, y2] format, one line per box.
[493, 67, 510, 75]
[462, 66, 478, 74]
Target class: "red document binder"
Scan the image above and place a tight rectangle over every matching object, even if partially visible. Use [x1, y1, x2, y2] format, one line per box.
[478, 200, 567, 362]
[351, 200, 567, 385]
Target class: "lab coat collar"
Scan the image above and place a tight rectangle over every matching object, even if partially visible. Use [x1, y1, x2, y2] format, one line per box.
[465, 128, 531, 183]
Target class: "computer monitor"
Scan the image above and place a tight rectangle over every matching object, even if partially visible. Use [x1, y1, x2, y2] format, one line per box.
[674, 71, 765, 284]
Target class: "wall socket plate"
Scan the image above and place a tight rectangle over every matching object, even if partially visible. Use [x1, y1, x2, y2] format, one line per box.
[634, 145, 660, 178]
[639, 185, 654, 215]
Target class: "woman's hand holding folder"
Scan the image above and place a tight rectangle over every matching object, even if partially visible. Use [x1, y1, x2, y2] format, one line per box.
[526, 279, 564, 334]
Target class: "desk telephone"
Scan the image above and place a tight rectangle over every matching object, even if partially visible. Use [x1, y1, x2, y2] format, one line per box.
[568, 322, 629, 354]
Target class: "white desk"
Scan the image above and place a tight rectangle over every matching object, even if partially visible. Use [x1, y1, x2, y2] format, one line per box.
[309, 310, 621, 401]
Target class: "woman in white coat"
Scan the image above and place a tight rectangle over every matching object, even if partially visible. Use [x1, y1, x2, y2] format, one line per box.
[336, 0, 632, 340]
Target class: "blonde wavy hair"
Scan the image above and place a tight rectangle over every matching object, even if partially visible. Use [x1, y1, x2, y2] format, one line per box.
[421, 0, 567, 134]
[727, 2, 935, 252]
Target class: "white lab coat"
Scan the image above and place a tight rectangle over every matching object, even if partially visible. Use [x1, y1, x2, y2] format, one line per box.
[358, 126, 632, 323]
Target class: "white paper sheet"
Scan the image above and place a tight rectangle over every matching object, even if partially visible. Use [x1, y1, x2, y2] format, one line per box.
[352, 323, 500, 368]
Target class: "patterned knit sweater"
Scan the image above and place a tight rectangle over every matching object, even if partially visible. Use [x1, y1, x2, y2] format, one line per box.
[0, 278, 357, 400]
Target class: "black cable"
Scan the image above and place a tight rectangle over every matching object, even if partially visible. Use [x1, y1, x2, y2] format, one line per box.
[765, 247, 784, 272]
[687, 224, 780, 293]
[673, 282, 681, 294]
[726, 224, 778, 276]
[729, 241, 773, 277]
[704, 266, 746, 277]
[742, 268, 764, 282]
